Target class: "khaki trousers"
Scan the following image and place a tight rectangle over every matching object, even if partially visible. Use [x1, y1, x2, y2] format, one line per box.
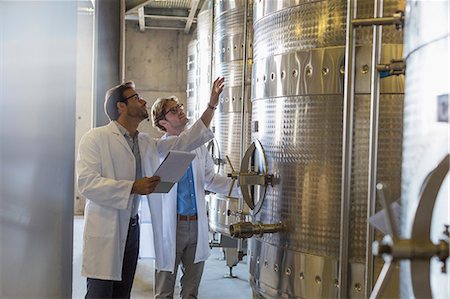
[154, 220, 205, 299]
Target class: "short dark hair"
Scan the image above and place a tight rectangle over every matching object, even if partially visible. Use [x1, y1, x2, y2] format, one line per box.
[104, 81, 135, 120]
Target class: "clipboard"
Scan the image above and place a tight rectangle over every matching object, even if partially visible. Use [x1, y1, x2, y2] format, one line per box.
[152, 150, 196, 193]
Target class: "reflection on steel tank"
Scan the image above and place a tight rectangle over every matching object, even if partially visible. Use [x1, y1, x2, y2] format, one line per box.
[245, 0, 405, 298]
[399, 1, 449, 298]
[197, 0, 213, 117]
[186, 38, 198, 125]
[208, 0, 253, 236]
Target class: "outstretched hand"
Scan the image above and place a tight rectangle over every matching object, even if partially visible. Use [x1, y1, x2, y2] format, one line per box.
[209, 77, 225, 108]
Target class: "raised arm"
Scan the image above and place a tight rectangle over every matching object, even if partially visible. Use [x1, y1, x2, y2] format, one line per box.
[156, 77, 224, 156]
[199, 77, 224, 128]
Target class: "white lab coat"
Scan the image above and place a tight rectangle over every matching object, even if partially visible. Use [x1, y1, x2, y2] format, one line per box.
[77, 120, 213, 280]
[148, 135, 240, 272]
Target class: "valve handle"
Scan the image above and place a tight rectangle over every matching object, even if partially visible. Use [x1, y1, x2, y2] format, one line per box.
[370, 154, 450, 299]
[410, 154, 449, 299]
[369, 261, 395, 299]
[376, 183, 399, 239]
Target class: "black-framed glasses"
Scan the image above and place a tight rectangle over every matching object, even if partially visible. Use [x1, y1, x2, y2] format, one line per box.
[121, 93, 142, 102]
[164, 103, 184, 116]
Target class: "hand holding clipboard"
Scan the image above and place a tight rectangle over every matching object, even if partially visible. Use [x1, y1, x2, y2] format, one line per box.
[152, 150, 196, 193]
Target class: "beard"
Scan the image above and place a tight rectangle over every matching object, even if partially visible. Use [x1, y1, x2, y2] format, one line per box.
[142, 109, 149, 119]
[129, 106, 148, 120]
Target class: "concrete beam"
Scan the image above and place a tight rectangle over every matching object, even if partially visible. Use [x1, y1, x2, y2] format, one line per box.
[138, 7, 145, 32]
[126, 0, 153, 14]
[184, 0, 200, 33]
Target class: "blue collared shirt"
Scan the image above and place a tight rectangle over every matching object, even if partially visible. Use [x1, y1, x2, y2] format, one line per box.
[177, 163, 197, 216]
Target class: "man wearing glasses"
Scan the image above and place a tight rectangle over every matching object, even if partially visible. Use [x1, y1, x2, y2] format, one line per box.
[77, 78, 224, 298]
[150, 77, 240, 299]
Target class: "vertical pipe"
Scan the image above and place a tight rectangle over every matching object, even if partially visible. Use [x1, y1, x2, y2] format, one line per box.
[339, 0, 357, 297]
[120, 0, 126, 82]
[365, 0, 384, 295]
[238, 0, 250, 254]
[210, 0, 215, 87]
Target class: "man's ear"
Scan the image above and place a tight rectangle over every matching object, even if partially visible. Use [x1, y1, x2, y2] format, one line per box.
[116, 102, 126, 114]
[158, 119, 168, 129]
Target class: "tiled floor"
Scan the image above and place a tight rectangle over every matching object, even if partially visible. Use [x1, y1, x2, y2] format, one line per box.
[72, 216, 253, 298]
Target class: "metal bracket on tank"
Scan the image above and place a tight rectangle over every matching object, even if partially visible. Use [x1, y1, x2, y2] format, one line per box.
[235, 140, 274, 215]
[352, 10, 405, 30]
[377, 59, 406, 78]
[369, 154, 450, 299]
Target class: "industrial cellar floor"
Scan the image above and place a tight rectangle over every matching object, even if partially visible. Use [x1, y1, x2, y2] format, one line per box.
[73, 216, 253, 298]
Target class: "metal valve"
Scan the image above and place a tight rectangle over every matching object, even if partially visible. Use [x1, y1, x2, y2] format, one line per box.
[229, 221, 285, 239]
[377, 59, 406, 77]
[392, 10, 405, 31]
[238, 140, 275, 214]
[372, 234, 449, 265]
[370, 154, 450, 299]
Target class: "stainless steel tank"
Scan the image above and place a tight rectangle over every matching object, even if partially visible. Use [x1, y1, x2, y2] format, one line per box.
[197, 0, 213, 116]
[186, 38, 198, 125]
[399, 1, 449, 298]
[247, 0, 404, 298]
[208, 0, 253, 236]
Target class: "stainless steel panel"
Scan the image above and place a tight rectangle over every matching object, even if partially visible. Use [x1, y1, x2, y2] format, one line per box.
[252, 95, 344, 257]
[250, 242, 400, 299]
[208, 195, 241, 235]
[250, 0, 404, 297]
[253, 1, 347, 59]
[0, 1, 77, 298]
[197, 1, 212, 115]
[187, 39, 198, 123]
[253, 0, 404, 60]
[350, 94, 404, 262]
[401, 1, 449, 298]
[249, 240, 339, 299]
[215, 112, 252, 176]
[209, 0, 253, 232]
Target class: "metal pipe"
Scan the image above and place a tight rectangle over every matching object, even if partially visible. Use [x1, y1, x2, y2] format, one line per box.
[339, 0, 357, 297]
[229, 222, 284, 239]
[210, 0, 215, 81]
[120, 0, 126, 82]
[365, 0, 384, 295]
[373, 238, 449, 261]
[144, 26, 185, 31]
[145, 14, 194, 21]
[237, 0, 250, 257]
[352, 14, 403, 27]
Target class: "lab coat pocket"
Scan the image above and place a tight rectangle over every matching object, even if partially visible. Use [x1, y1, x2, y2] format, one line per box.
[85, 204, 118, 238]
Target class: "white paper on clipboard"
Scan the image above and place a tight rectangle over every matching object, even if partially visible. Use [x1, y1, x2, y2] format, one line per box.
[152, 150, 196, 193]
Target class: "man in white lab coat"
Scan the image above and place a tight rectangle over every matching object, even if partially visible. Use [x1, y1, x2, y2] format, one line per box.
[150, 77, 240, 299]
[77, 78, 224, 298]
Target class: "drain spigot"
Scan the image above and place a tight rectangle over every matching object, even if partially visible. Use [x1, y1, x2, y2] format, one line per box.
[229, 221, 284, 239]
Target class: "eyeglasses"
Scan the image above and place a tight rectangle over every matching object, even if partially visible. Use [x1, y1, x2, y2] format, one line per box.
[164, 103, 184, 116]
[122, 93, 143, 102]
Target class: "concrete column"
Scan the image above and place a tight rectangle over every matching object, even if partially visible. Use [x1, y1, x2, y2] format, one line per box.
[93, 0, 123, 126]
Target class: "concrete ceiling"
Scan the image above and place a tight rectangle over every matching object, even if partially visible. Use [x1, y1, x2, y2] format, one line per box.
[125, 0, 204, 33]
